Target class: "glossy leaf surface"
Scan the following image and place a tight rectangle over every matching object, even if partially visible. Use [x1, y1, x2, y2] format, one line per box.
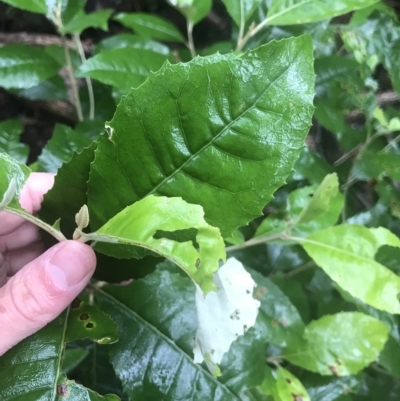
[94, 195, 225, 293]
[298, 225, 400, 314]
[283, 312, 389, 375]
[0, 44, 60, 89]
[267, 0, 380, 25]
[114, 13, 185, 42]
[87, 36, 314, 237]
[250, 270, 305, 347]
[221, 0, 262, 27]
[0, 119, 29, 163]
[76, 48, 167, 91]
[95, 272, 241, 401]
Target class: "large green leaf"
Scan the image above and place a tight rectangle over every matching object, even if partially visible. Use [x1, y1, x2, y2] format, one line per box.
[38, 123, 101, 173]
[62, 9, 113, 34]
[296, 225, 400, 314]
[95, 268, 257, 400]
[221, 0, 262, 27]
[0, 302, 119, 401]
[0, 44, 60, 89]
[0, 152, 30, 211]
[87, 36, 315, 237]
[282, 312, 389, 375]
[76, 48, 167, 91]
[114, 13, 185, 42]
[168, 0, 212, 25]
[0, 119, 29, 163]
[266, 0, 380, 26]
[250, 270, 305, 348]
[90, 195, 225, 294]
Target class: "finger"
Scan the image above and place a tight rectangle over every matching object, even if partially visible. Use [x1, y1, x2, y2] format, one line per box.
[0, 173, 54, 236]
[4, 241, 44, 276]
[0, 241, 96, 356]
[0, 222, 41, 254]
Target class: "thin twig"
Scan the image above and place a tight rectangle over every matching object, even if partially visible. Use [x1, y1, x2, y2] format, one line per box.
[226, 231, 287, 252]
[236, 0, 245, 52]
[187, 21, 196, 58]
[73, 33, 95, 120]
[61, 35, 83, 122]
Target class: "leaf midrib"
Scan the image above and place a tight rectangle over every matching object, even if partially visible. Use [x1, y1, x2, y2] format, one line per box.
[130, 47, 302, 199]
[96, 287, 240, 400]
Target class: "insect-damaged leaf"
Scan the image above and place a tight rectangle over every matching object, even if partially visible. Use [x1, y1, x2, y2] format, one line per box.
[87, 36, 315, 238]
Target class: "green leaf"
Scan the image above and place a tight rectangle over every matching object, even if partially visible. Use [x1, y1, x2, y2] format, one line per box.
[255, 174, 343, 239]
[62, 348, 89, 374]
[62, 9, 113, 34]
[0, 152, 30, 211]
[0, 119, 29, 163]
[95, 271, 242, 400]
[0, 301, 119, 401]
[283, 312, 389, 376]
[87, 36, 315, 237]
[66, 298, 118, 345]
[0, 0, 46, 13]
[221, 0, 262, 27]
[374, 152, 400, 182]
[266, 0, 380, 26]
[76, 48, 167, 91]
[91, 195, 225, 294]
[114, 13, 185, 42]
[0, 44, 60, 89]
[274, 367, 310, 401]
[12, 75, 68, 101]
[38, 123, 100, 173]
[250, 270, 305, 348]
[94, 33, 170, 56]
[297, 225, 400, 314]
[167, 0, 212, 25]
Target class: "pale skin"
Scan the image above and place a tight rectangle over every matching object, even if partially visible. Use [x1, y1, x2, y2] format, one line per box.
[0, 173, 96, 356]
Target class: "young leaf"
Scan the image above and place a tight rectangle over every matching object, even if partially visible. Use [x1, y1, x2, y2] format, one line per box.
[76, 48, 167, 91]
[0, 153, 30, 211]
[0, 44, 60, 89]
[0, 301, 119, 401]
[266, 0, 380, 26]
[62, 9, 113, 34]
[114, 13, 185, 42]
[95, 274, 243, 400]
[87, 36, 315, 237]
[193, 258, 260, 374]
[168, 0, 212, 25]
[282, 312, 389, 375]
[0, 119, 29, 163]
[90, 195, 225, 294]
[221, 0, 262, 27]
[296, 225, 400, 314]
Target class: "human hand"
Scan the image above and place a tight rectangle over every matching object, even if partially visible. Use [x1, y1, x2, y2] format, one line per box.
[0, 173, 96, 356]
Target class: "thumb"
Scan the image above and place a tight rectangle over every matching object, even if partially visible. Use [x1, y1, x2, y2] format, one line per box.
[0, 241, 96, 356]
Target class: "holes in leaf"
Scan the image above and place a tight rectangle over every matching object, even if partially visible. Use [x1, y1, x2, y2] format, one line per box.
[71, 298, 82, 309]
[79, 313, 89, 321]
[57, 383, 68, 397]
[195, 258, 201, 269]
[154, 228, 199, 247]
[86, 322, 94, 329]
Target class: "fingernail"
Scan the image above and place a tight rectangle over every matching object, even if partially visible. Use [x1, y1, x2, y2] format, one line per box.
[47, 241, 95, 289]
